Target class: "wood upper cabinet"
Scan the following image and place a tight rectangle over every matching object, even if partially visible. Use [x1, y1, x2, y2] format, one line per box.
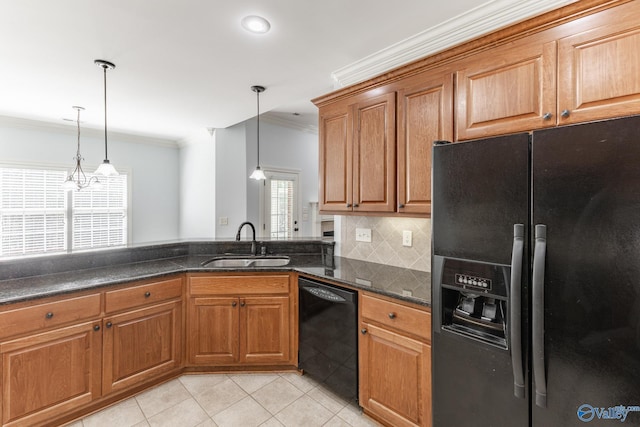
[187, 274, 294, 366]
[557, 1, 640, 124]
[0, 321, 102, 427]
[359, 293, 432, 427]
[352, 91, 396, 213]
[397, 71, 453, 215]
[456, 36, 557, 140]
[319, 101, 352, 212]
[102, 300, 182, 395]
[318, 88, 396, 214]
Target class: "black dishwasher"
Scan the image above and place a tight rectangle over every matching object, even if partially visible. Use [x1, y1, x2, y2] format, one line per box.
[298, 277, 358, 403]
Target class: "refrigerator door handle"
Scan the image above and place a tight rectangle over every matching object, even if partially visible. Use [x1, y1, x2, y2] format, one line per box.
[532, 224, 547, 408]
[510, 224, 525, 399]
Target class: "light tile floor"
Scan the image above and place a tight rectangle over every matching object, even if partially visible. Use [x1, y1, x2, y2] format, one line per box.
[65, 373, 382, 427]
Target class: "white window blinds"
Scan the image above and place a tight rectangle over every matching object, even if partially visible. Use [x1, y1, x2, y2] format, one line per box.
[72, 173, 127, 250]
[0, 166, 128, 258]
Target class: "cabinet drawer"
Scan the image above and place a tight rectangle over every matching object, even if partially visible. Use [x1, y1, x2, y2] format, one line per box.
[361, 294, 431, 342]
[190, 274, 290, 296]
[0, 293, 101, 339]
[105, 277, 183, 314]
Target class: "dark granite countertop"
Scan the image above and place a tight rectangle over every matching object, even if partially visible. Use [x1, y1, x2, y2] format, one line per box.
[0, 242, 430, 307]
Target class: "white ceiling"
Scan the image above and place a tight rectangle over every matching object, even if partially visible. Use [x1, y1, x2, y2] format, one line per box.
[0, 0, 574, 142]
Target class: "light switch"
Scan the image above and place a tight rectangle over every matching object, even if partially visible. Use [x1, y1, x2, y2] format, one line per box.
[355, 228, 372, 242]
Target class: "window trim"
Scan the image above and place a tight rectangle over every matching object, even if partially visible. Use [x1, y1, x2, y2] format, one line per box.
[258, 167, 300, 239]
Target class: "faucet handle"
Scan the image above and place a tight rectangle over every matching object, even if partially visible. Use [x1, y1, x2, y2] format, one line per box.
[260, 246, 267, 256]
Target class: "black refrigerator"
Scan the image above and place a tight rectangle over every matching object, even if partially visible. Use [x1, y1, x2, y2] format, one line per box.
[431, 115, 640, 427]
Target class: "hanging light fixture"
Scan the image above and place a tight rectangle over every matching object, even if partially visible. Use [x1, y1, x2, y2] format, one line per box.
[62, 106, 103, 191]
[249, 85, 267, 180]
[94, 59, 119, 176]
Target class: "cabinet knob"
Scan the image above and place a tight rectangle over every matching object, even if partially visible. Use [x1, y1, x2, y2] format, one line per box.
[361, 328, 367, 335]
[353, 203, 359, 208]
[232, 301, 237, 307]
[106, 321, 113, 328]
[240, 301, 246, 307]
[144, 291, 151, 298]
[398, 203, 405, 209]
[45, 312, 54, 319]
[93, 325, 101, 331]
[542, 112, 552, 120]
[388, 312, 397, 319]
[561, 109, 570, 118]
[346, 203, 352, 208]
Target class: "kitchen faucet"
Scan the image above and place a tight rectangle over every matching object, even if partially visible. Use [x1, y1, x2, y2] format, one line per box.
[235, 221, 257, 256]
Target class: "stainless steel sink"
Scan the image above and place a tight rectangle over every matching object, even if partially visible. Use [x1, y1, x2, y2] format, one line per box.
[201, 256, 290, 268]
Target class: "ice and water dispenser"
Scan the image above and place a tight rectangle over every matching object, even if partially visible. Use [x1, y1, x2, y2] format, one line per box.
[435, 257, 510, 349]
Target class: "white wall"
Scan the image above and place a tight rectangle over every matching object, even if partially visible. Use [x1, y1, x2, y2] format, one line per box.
[214, 123, 248, 239]
[246, 119, 319, 237]
[179, 129, 216, 239]
[0, 117, 180, 244]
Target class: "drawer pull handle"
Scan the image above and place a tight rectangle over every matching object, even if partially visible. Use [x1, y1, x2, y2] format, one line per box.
[45, 312, 54, 319]
[232, 301, 237, 307]
[388, 312, 397, 319]
[361, 328, 367, 335]
[144, 291, 151, 298]
[94, 325, 100, 331]
[106, 322, 113, 328]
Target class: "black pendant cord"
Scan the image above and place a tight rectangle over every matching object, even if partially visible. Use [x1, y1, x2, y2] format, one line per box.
[103, 65, 108, 162]
[256, 88, 260, 166]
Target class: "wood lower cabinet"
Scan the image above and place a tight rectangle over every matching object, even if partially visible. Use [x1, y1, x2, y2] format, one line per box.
[187, 274, 295, 367]
[102, 300, 182, 395]
[0, 321, 102, 427]
[359, 293, 432, 427]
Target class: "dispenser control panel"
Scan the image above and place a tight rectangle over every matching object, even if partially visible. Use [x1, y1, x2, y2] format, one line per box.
[455, 274, 492, 291]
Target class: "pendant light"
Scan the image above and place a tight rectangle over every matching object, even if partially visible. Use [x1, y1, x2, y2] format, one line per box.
[249, 85, 267, 180]
[62, 106, 103, 191]
[94, 59, 119, 176]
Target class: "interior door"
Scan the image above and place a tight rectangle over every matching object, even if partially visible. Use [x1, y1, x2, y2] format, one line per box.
[531, 115, 640, 426]
[261, 170, 299, 239]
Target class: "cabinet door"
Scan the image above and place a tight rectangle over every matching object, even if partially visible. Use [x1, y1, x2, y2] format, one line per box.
[557, 1, 640, 124]
[456, 37, 557, 140]
[240, 296, 290, 364]
[397, 72, 453, 216]
[319, 101, 353, 212]
[103, 300, 182, 395]
[353, 91, 396, 213]
[0, 321, 102, 427]
[360, 323, 431, 427]
[188, 297, 239, 365]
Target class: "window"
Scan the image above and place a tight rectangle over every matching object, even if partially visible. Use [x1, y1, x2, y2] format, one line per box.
[261, 170, 298, 239]
[0, 165, 128, 258]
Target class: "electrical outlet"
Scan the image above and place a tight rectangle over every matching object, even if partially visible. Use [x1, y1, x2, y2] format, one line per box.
[355, 228, 372, 242]
[402, 230, 413, 247]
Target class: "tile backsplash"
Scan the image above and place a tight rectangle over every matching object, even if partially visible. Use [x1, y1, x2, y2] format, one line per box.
[339, 216, 431, 272]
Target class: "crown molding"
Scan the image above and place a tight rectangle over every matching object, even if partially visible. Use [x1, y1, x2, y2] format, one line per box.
[331, 0, 577, 87]
[261, 112, 318, 135]
[0, 115, 179, 148]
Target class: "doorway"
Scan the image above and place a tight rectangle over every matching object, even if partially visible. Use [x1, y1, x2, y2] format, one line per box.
[260, 169, 299, 239]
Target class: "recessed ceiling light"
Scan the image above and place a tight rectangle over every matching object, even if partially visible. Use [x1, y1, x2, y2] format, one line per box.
[241, 15, 271, 34]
